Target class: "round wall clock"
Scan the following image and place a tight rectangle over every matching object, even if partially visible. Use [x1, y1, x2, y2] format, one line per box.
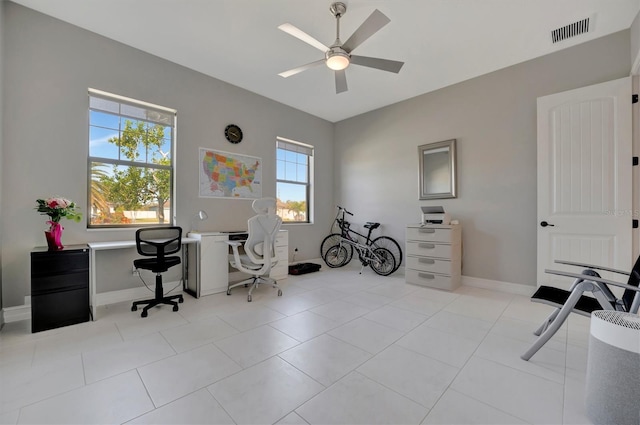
[224, 124, 243, 144]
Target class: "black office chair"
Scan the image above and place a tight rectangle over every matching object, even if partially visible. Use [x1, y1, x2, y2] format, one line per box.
[131, 226, 184, 317]
[521, 256, 640, 360]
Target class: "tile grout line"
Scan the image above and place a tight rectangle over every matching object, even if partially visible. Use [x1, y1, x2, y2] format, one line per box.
[420, 294, 542, 425]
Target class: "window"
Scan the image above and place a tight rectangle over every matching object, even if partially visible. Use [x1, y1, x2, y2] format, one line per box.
[88, 89, 176, 228]
[276, 138, 313, 223]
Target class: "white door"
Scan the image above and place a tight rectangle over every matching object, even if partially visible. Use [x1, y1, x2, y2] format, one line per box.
[537, 77, 632, 288]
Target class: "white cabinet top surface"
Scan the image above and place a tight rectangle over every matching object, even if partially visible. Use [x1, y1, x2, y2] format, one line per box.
[407, 223, 459, 229]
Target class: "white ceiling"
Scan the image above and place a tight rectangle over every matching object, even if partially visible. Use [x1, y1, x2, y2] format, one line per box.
[10, 0, 640, 122]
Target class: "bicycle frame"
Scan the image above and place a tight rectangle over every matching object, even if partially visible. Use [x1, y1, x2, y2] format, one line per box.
[321, 206, 402, 276]
[333, 209, 385, 270]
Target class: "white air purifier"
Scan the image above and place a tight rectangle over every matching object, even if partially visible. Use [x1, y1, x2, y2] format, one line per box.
[585, 310, 640, 425]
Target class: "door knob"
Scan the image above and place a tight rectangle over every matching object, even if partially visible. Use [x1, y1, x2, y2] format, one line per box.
[540, 221, 555, 227]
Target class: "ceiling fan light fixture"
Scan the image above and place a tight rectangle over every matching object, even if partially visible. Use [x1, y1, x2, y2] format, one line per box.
[326, 49, 350, 70]
[278, 3, 404, 94]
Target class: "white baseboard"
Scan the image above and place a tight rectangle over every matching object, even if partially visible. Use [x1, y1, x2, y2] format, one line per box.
[3, 304, 31, 323]
[461, 275, 535, 296]
[300, 260, 533, 297]
[96, 287, 154, 306]
[96, 281, 182, 306]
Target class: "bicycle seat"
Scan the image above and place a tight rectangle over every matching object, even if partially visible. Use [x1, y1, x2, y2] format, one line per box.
[364, 222, 380, 230]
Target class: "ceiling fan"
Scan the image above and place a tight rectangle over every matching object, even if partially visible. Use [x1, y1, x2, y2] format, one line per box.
[278, 2, 404, 94]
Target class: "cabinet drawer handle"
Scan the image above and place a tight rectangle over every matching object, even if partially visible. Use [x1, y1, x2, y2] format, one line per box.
[418, 243, 435, 249]
[418, 272, 435, 280]
[418, 258, 435, 264]
[419, 228, 436, 233]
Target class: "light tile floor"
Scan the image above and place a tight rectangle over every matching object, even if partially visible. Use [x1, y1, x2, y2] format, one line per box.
[0, 264, 594, 424]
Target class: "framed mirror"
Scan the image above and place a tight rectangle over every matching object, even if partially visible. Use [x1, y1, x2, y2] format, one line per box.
[418, 139, 457, 199]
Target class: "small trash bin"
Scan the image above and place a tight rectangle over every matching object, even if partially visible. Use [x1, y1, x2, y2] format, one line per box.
[585, 310, 640, 425]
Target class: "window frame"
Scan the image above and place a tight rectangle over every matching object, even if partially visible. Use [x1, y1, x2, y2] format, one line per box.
[276, 137, 314, 224]
[87, 88, 177, 229]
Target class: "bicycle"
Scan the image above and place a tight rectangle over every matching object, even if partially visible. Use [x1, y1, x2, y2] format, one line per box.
[320, 206, 403, 276]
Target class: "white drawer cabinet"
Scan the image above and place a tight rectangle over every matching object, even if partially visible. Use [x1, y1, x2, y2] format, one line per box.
[405, 224, 461, 291]
[269, 231, 289, 280]
[406, 227, 453, 243]
[187, 232, 229, 296]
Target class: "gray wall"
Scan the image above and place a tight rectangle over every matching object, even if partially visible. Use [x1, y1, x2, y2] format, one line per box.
[1, 3, 635, 308]
[334, 30, 631, 287]
[1, 3, 334, 307]
[0, 1, 5, 314]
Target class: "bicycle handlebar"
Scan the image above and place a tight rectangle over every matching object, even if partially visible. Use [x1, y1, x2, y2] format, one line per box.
[337, 205, 353, 216]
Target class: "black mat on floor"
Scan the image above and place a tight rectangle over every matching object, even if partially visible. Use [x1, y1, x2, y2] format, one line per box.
[289, 262, 321, 275]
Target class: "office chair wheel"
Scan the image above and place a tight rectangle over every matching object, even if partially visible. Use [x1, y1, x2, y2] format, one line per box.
[141, 310, 148, 318]
[247, 295, 252, 302]
[173, 305, 179, 312]
[227, 290, 231, 296]
[278, 289, 282, 296]
[178, 296, 184, 303]
[131, 305, 137, 311]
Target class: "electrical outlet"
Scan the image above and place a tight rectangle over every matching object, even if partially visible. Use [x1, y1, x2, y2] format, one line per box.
[132, 265, 139, 276]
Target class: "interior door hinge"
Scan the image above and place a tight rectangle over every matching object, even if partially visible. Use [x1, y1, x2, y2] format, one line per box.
[634, 220, 638, 229]
[633, 94, 639, 104]
[634, 157, 639, 166]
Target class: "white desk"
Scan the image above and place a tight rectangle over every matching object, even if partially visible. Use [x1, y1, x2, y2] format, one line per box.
[187, 230, 288, 297]
[88, 237, 198, 319]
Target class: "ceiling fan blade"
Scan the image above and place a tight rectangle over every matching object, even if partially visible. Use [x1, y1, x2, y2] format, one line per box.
[350, 55, 404, 73]
[278, 23, 329, 52]
[335, 70, 348, 94]
[342, 9, 390, 53]
[278, 59, 326, 78]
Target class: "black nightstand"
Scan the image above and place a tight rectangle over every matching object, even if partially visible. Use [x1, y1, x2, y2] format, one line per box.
[31, 244, 90, 333]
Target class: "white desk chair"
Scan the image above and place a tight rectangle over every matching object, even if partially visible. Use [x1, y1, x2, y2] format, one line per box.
[226, 197, 283, 302]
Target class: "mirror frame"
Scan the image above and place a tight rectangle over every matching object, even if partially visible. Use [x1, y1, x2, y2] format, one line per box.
[418, 139, 457, 200]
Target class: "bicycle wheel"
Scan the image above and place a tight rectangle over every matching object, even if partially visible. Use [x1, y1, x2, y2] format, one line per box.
[371, 236, 403, 272]
[324, 245, 351, 268]
[321, 234, 353, 265]
[370, 247, 396, 276]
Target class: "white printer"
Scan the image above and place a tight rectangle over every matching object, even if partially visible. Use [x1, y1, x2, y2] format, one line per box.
[421, 206, 451, 225]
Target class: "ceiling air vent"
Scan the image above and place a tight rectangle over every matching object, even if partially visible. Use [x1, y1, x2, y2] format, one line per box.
[551, 17, 591, 43]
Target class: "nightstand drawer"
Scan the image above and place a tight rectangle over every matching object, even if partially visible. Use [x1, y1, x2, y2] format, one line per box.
[31, 250, 89, 278]
[406, 256, 452, 275]
[406, 227, 451, 243]
[406, 241, 451, 258]
[275, 246, 287, 260]
[275, 232, 288, 247]
[406, 269, 458, 291]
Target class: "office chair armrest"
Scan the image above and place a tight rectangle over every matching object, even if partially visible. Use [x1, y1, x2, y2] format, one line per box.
[553, 260, 629, 276]
[545, 269, 640, 293]
[225, 240, 244, 259]
[226, 240, 247, 272]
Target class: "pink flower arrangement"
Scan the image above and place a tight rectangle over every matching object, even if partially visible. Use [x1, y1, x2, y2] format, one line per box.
[35, 197, 82, 223]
